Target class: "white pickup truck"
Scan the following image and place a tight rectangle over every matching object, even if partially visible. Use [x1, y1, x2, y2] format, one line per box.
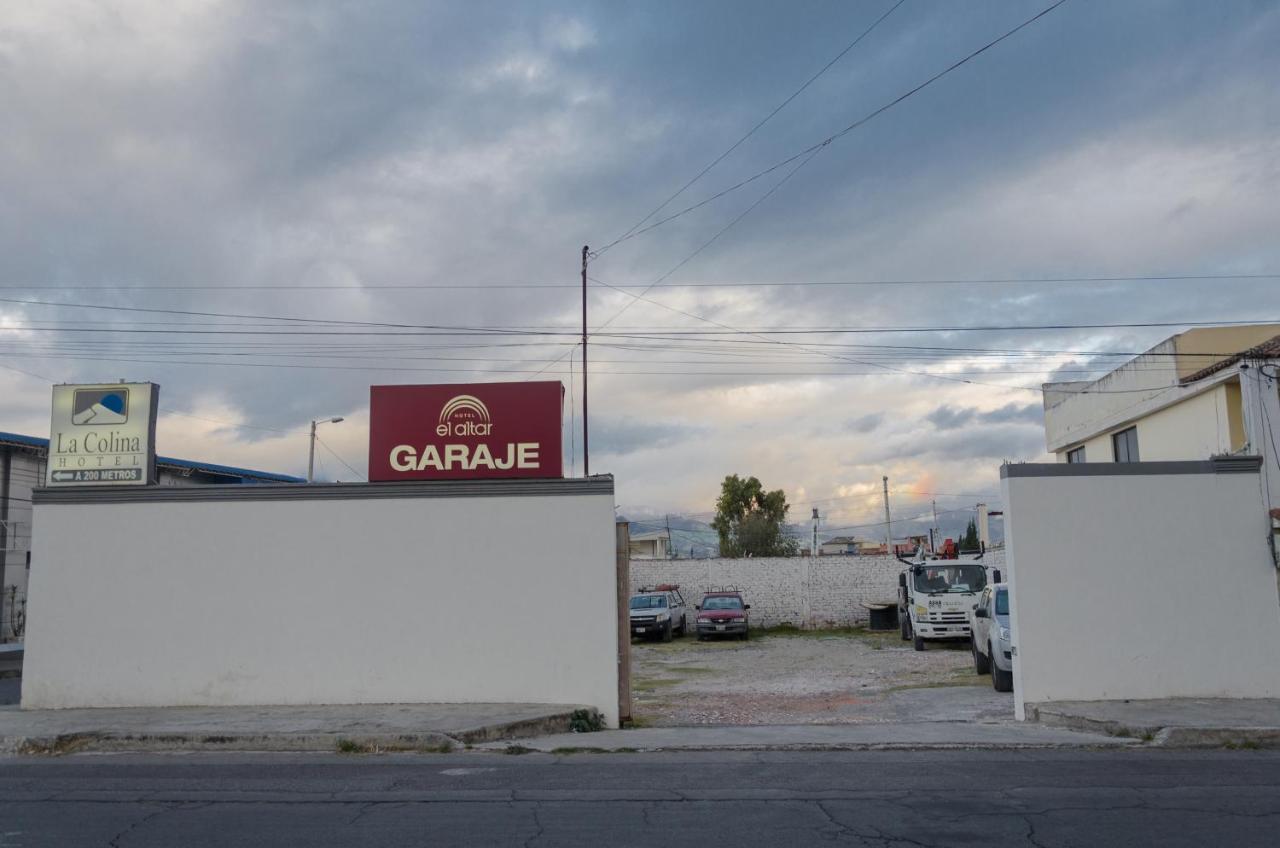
[629, 585, 688, 642]
[897, 552, 1000, 652]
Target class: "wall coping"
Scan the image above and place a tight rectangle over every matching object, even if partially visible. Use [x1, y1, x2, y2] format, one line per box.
[33, 475, 614, 505]
[1001, 457, 1262, 479]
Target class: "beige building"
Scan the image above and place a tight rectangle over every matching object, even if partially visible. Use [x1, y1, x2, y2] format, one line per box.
[628, 529, 670, 560]
[1041, 324, 1280, 516]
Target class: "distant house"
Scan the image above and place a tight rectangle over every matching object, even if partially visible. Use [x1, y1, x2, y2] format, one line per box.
[628, 529, 670, 560]
[895, 535, 930, 556]
[819, 535, 861, 555]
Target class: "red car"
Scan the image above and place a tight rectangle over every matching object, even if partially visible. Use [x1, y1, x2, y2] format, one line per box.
[695, 591, 751, 641]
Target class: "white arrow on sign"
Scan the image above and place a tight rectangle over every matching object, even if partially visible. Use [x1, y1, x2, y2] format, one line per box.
[51, 471, 76, 481]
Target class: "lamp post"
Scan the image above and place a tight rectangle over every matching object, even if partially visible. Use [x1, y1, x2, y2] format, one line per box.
[307, 417, 345, 483]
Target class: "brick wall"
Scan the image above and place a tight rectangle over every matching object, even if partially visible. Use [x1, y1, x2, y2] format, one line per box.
[630, 549, 1006, 630]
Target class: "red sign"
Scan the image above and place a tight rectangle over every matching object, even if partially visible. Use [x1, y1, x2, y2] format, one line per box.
[369, 382, 563, 481]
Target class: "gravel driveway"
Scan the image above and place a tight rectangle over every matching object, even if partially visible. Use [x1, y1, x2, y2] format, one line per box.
[630, 628, 1013, 726]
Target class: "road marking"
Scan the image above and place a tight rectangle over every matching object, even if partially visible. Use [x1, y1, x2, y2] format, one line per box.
[440, 767, 497, 776]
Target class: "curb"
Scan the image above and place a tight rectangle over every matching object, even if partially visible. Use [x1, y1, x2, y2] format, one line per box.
[488, 741, 1137, 754]
[1026, 704, 1280, 749]
[0, 710, 581, 756]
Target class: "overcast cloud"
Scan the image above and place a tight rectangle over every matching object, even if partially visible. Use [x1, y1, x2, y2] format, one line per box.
[1, 1, 1277, 529]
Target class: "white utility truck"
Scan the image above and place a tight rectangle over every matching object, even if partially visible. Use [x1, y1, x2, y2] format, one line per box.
[897, 548, 1000, 652]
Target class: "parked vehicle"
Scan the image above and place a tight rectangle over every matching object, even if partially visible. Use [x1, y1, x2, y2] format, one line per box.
[629, 586, 687, 641]
[898, 548, 1000, 651]
[695, 591, 750, 640]
[971, 582, 1014, 692]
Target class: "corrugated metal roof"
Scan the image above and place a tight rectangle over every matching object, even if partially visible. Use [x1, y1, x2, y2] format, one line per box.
[0, 431, 305, 484]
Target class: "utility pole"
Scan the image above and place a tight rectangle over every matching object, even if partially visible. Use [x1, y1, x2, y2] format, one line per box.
[665, 514, 673, 559]
[307, 417, 345, 483]
[307, 420, 318, 483]
[581, 245, 590, 477]
[932, 499, 939, 553]
[882, 476, 892, 555]
[811, 508, 819, 557]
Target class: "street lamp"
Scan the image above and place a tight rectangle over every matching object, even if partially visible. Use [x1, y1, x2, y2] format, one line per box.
[307, 417, 345, 483]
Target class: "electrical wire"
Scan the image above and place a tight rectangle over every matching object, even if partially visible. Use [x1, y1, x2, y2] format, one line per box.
[594, 144, 828, 333]
[593, 0, 1071, 253]
[600, 0, 907, 254]
[0, 272, 1273, 290]
[315, 435, 366, 482]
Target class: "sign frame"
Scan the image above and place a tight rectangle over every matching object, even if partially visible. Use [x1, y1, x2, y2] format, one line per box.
[45, 382, 160, 487]
[368, 381, 564, 482]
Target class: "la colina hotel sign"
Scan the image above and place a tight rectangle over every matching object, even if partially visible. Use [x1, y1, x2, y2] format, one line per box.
[45, 382, 159, 486]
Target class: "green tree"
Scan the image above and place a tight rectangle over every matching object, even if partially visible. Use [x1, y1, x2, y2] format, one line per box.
[711, 474, 798, 557]
[961, 518, 980, 551]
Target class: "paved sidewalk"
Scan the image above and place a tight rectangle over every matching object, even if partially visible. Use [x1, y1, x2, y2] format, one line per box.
[0, 702, 586, 755]
[1027, 698, 1280, 747]
[481, 721, 1134, 752]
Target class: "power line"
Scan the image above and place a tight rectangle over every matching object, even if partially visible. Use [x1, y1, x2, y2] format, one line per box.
[594, 0, 1071, 253]
[0, 350, 1138, 379]
[599, 0, 907, 255]
[593, 144, 828, 333]
[1, 272, 1273, 290]
[1, 294, 1274, 337]
[315, 435, 366, 482]
[586, 276, 1243, 394]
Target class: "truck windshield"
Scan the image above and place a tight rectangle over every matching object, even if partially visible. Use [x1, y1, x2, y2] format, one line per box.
[630, 596, 667, 609]
[995, 588, 1009, 615]
[701, 596, 743, 610]
[913, 564, 987, 595]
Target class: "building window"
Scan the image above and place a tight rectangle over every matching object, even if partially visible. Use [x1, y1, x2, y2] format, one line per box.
[1112, 426, 1140, 463]
[1066, 446, 1086, 464]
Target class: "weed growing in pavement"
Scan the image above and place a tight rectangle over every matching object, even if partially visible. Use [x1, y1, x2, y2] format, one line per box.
[569, 709, 604, 733]
[17, 734, 93, 756]
[758, 624, 898, 642]
[502, 744, 537, 755]
[335, 738, 454, 754]
[631, 676, 684, 693]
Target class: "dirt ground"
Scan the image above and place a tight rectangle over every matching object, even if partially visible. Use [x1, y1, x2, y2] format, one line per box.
[629, 627, 1014, 726]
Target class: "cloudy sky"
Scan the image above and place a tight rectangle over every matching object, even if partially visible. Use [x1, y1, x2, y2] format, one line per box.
[1, 0, 1277, 532]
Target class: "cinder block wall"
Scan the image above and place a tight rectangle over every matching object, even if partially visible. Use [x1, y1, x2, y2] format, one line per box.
[630, 550, 1006, 630]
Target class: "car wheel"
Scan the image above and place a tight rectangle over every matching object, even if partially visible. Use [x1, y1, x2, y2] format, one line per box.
[678, 615, 686, 636]
[661, 621, 673, 642]
[741, 628, 749, 642]
[913, 635, 925, 652]
[991, 646, 1013, 692]
[972, 637, 991, 675]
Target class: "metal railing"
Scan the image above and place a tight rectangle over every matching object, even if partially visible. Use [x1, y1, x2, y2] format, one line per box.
[0, 585, 25, 643]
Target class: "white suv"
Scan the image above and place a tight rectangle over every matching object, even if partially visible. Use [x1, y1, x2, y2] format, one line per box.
[629, 588, 687, 641]
[971, 583, 1013, 692]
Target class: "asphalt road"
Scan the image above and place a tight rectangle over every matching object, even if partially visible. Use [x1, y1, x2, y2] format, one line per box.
[1, 749, 1278, 846]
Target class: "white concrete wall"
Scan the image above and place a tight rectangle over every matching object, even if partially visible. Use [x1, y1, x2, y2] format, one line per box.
[23, 484, 621, 725]
[1002, 461, 1280, 719]
[631, 550, 1006, 630]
